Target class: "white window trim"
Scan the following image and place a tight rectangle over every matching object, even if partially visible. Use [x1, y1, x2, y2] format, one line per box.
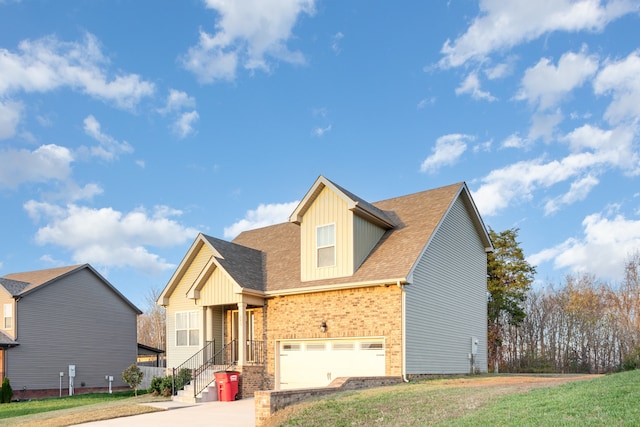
[175, 310, 200, 347]
[3, 303, 12, 329]
[316, 223, 336, 268]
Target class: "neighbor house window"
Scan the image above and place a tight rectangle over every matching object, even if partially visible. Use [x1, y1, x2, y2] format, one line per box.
[317, 224, 336, 267]
[176, 311, 199, 346]
[3, 304, 11, 329]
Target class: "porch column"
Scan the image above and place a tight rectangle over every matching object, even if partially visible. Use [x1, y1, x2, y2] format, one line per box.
[237, 302, 247, 365]
[205, 306, 214, 343]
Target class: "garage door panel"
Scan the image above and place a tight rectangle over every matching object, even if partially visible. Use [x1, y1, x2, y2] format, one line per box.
[279, 339, 385, 390]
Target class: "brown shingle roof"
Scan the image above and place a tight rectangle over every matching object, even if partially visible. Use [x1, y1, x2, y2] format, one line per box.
[1, 264, 83, 296]
[1, 264, 142, 314]
[201, 235, 265, 292]
[233, 182, 466, 292]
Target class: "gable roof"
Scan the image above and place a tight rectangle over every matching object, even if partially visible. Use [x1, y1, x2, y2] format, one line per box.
[200, 235, 264, 292]
[160, 178, 492, 299]
[158, 233, 266, 305]
[234, 180, 491, 294]
[1, 264, 82, 296]
[0, 264, 141, 314]
[289, 175, 395, 229]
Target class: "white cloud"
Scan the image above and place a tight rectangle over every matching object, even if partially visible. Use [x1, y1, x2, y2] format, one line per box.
[157, 89, 199, 138]
[83, 115, 133, 160]
[544, 174, 600, 214]
[0, 99, 22, 139]
[331, 32, 344, 54]
[529, 210, 640, 281]
[313, 124, 332, 137]
[420, 134, 471, 173]
[182, 0, 316, 83]
[172, 111, 200, 139]
[455, 72, 497, 101]
[502, 133, 528, 149]
[223, 201, 299, 238]
[528, 110, 564, 142]
[0, 144, 73, 188]
[417, 97, 436, 109]
[594, 49, 640, 124]
[158, 89, 196, 115]
[473, 122, 639, 216]
[439, 0, 636, 68]
[0, 33, 155, 109]
[24, 201, 199, 274]
[516, 49, 599, 110]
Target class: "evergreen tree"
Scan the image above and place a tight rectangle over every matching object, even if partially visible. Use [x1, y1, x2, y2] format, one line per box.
[487, 227, 536, 372]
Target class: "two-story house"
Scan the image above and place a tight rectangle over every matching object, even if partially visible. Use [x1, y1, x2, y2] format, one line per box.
[158, 176, 492, 399]
[0, 264, 141, 398]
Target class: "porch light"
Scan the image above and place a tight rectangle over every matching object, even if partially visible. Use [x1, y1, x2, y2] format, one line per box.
[320, 321, 327, 333]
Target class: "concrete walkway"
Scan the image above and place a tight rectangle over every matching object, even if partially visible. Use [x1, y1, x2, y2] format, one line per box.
[77, 398, 256, 427]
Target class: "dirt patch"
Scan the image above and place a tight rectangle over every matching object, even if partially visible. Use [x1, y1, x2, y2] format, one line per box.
[435, 374, 598, 390]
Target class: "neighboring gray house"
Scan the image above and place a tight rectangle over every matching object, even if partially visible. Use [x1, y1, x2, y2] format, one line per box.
[159, 176, 493, 399]
[0, 264, 141, 398]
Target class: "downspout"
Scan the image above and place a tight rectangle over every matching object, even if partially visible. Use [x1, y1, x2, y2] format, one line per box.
[398, 281, 409, 383]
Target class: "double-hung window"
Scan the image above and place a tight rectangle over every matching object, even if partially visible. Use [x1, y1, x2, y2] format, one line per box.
[3, 304, 11, 329]
[176, 311, 199, 346]
[317, 224, 336, 268]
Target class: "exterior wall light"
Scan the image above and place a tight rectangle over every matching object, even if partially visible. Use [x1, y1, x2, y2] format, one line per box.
[320, 321, 327, 333]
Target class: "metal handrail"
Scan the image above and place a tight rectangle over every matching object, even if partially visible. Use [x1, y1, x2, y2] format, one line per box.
[173, 339, 266, 398]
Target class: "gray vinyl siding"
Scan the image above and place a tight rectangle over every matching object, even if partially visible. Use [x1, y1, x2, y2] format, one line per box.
[405, 196, 488, 374]
[353, 215, 386, 271]
[7, 268, 138, 391]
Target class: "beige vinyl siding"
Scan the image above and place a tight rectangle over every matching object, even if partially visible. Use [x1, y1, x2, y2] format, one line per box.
[301, 187, 354, 281]
[6, 268, 138, 391]
[405, 196, 488, 374]
[0, 292, 14, 339]
[165, 244, 213, 368]
[209, 306, 223, 348]
[198, 268, 243, 306]
[353, 215, 385, 271]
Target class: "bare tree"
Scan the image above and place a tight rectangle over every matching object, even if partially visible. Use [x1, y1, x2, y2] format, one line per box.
[137, 288, 166, 352]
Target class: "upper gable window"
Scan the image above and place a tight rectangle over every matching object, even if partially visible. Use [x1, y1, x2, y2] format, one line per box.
[3, 303, 12, 329]
[176, 311, 199, 347]
[317, 224, 336, 268]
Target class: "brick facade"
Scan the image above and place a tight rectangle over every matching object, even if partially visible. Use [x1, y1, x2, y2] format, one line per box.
[263, 285, 403, 389]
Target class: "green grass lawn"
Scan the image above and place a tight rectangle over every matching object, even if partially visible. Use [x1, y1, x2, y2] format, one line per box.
[449, 371, 640, 426]
[0, 391, 140, 419]
[273, 371, 640, 426]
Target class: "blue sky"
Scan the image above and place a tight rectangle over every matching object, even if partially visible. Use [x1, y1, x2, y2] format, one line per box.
[1, 0, 639, 308]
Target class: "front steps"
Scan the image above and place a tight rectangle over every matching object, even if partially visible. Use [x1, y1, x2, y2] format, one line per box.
[173, 381, 218, 403]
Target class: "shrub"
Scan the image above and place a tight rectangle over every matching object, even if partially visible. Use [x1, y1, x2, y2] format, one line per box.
[121, 364, 144, 396]
[148, 369, 192, 396]
[1, 377, 13, 403]
[175, 368, 192, 390]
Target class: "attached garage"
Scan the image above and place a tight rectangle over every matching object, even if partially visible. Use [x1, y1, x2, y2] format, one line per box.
[278, 338, 385, 389]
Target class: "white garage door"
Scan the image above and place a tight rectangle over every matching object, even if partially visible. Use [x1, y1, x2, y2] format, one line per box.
[279, 338, 385, 389]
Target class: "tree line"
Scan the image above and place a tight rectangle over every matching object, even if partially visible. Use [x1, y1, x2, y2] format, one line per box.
[489, 228, 640, 374]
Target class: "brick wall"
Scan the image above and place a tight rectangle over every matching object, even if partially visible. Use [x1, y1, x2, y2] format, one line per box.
[264, 285, 403, 389]
[254, 376, 403, 426]
[238, 365, 269, 398]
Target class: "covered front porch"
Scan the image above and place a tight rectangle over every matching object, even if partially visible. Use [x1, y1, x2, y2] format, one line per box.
[157, 234, 270, 400]
[172, 296, 268, 401]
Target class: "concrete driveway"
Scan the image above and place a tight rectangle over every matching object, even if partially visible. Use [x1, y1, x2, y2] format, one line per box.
[77, 398, 255, 427]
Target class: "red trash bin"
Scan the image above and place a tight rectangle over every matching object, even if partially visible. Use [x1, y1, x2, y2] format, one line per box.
[214, 371, 240, 401]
